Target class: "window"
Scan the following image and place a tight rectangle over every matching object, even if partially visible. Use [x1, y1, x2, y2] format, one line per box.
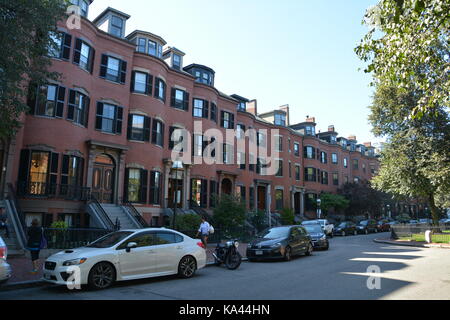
[370, 164, 376, 174]
[191, 179, 208, 208]
[304, 167, 316, 182]
[95, 103, 123, 134]
[110, 16, 124, 37]
[155, 232, 183, 245]
[343, 158, 348, 168]
[320, 151, 327, 164]
[154, 78, 166, 102]
[210, 103, 217, 122]
[236, 124, 246, 139]
[49, 32, 72, 60]
[249, 187, 255, 210]
[331, 153, 338, 164]
[304, 146, 316, 159]
[149, 171, 162, 205]
[236, 185, 246, 202]
[305, 126, 315, 136]
[127, 114, 150, 142]
[305, 193, 317, 211]
[237, 152, 246, 170]
[257, 132, 266, 147]
[275, 136, 283, 152]
[275, 160, 283, 177]
[274, 113, 286, 126]
[170, 88, 189, 110]
[333, 173, 339, 186]
[289, 162, 292, 178]
[249, 153, 255, 172]
[60, 155, 83, 196]
[30, 84, 66, 118]
[353, 159, 359, 170]
[294, 143, 300, 157]
[295, 165, 301, 181]
[193, 70, 213, 85]
[100, 55, 127, 84]
[73, 39, 94, 73]
[223, 144, 233, 164]
[169, 126, 184, 150]
[362, 163, 366, 173]
[256, 158, 266, 175]
[221, 111, 235, 129]
[321, 171, 328, 185]
[237, 102, 246, 111]
[151, 119, 164, 147]
[193, 134, 204, 157]
[137, 38, 146, 53]
[70, 0, 89, 17]
[126, 169, 142, 203]
[148, 40, 157, 56]
[193, 99, 208, 118]
[209, 180, 218, 208]
[132, 72, 152, 94]
[173, 54, 181, 70]
[67, 90, 89, 127]
[275, 190, 284, 210]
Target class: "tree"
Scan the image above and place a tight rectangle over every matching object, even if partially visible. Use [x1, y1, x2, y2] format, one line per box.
[213, 194, 246, 231]
[280, 208, 295, 226]
[368, 84, 450, 224]
[320, 193, 350, 216]
[0, 0, 67, 139]
[175, 213, 202, 232]
[246, 210, 267, 233]
[355, 0, 450, 119]
[338, 182, 385, 219]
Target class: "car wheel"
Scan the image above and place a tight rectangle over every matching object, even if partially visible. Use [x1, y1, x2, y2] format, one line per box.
[284, 246, 292, 261]
[88, 262, 116, 290]
[342, 231, 346, 237]
[178, 255, 197, 279]
[305, 243, 313, 256]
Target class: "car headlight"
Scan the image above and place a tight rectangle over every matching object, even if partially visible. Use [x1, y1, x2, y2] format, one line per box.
[271, 242, 282, 248]
[62, 258, 87, 266]
[234, 241, 239, 248]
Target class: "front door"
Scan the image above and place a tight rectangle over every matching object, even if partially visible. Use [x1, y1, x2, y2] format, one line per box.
[92, 154, 115, 203]
[294, 193, 301, 214]
[257, 186, 267, 211]
[168, 178, 183, 208]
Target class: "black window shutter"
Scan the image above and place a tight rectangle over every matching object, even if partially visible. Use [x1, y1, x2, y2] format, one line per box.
[100, 54, 108, 78]
[26, 83, 38, 115]
[127, 114, 133, 140]
[154, 78, 159, 98]
[115, 106, 123, 134]
[140, 169, 148, 203]
[203, 101, 209, 119]
[56, 86, 66, 118]
[49, 152, 59, 194]
[201, 180, 208, 208]
[62, 33, 72, 60]
[18, 149, 31, 184]
[61, 155, 70, 187]
[209, 180, 216, 208]
[184, 92, 189, 111]
[146, 74, 153, 95]
[144, 116, 151, 142]
[151, 119, 157, 144]
[130, 71, 136, 92]
[168, 126, 175, 150]
[210, 103, 216, 122]
[230, 114, 235, 129]
[170, 88, 176, 108]
[149, 171, 155, 204]
[123, 168, 130, 202]
[95, 102, 104, 130]
[73, 38, 82, 64]
[88, 47, 95, 74]
[160, 122, 165, 147]
[84, 97, 90, 128]
[303, 146, 307, 158]
[220, 110, 225, 127]
[120, 60, 127, 84]
[67, 90, 76, 120]
[161, 81, 166, 102]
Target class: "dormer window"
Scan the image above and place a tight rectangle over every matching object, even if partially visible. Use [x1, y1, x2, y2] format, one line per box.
[70, 0, 89, 17]
[237, 102, 246, 111]
[274, 113, 286, 126]
[305, 126, 315, 136]
[184, 64, 215, 86]
[173, 54, 181, 70]
[110, 16, 124, 37]
[137, 38, 146, 53]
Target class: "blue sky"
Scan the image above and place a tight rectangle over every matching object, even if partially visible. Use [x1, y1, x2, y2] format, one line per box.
[88, 0, 381, 144]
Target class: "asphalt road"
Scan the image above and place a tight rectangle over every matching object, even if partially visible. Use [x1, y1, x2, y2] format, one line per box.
[1, 233, 450, 300]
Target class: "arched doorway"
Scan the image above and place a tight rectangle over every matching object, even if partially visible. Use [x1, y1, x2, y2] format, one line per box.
[92, 154, 115, 203]
[221, 178, 232, 195]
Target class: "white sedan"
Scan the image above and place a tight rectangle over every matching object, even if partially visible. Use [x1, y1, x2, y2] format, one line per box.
[43, 228, 206, 290]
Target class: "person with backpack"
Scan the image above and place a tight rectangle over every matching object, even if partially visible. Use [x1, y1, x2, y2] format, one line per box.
[27, 219, 45, 274]
[196, 216, 212, 248]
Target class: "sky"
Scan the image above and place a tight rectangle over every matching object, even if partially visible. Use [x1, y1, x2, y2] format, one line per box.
[88, 0, 382, 145]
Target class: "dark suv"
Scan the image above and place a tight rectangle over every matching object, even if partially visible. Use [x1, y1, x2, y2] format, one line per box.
[356, 219, 379, 234]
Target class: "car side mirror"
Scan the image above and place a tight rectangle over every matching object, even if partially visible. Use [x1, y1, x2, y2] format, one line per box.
[126, 242, 137, 253]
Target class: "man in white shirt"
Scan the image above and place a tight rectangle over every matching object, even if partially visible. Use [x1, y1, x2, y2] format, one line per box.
[196, 216, 211, 247]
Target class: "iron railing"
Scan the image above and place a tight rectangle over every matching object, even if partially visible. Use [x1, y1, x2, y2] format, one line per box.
[43, 228, 111, 249]
[122, 202, 150, 228]
[88, 196, 117, 231]
[5, 183, 28, 248]
[391, 224, 450, 244]
[16, 181, 91, 201]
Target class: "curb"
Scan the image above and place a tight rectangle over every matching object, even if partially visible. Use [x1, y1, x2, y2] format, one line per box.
[0, 279, 47, 292]
[374, 239, 450, 249]
[206, 257, 248, 267]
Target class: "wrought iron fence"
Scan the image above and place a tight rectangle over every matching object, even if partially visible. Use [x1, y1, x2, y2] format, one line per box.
[17, 181, 91, 201]
[43, 228, 111, 249]
[391, 224, 450, 244]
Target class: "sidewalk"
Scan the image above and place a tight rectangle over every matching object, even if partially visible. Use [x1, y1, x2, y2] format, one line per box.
[374, 238, 450, 249]
[1, 243, 248, 289]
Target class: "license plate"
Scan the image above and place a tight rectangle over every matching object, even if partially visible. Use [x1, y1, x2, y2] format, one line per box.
[255, 250, 263, 255]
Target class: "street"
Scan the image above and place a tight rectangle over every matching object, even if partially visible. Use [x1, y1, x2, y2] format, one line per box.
[1, 233, 450, 300]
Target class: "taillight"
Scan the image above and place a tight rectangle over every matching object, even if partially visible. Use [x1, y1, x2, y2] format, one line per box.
[0, 246, 6, 260]
[197, 242, 205, 249]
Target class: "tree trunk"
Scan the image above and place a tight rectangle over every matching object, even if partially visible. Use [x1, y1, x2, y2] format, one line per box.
[429, 193, 440, 226]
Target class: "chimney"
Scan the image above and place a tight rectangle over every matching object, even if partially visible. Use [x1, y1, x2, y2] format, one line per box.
[364, 142, 372, 147]
[348, 135, 357, 141]
[247, 99, 258, 115]
[306, 116, 316, 123]
[328, 125, 335, 132]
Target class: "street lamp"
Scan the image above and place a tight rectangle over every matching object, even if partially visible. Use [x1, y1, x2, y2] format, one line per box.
[316, 197, 322, 219]
[387, 204, 391, 219]
[171, 161, 184, 229]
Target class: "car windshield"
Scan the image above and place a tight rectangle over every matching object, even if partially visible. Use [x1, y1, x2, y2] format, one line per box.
[258, 227, 290, 239]
[338, 222, 347, 227]
[304, 224, 323, 233]
[303, 220, 321, 226]
[86, 231, 134, 248]
[359, 220, 368, 225]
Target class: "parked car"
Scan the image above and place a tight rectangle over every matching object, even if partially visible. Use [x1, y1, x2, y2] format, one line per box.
[388, 220, 399, 226]
[302, 219, 334, 237]
[419, 219, 432, 224]
[303, 224, 329, 250]
[409, 220, 419, 224]
[333, 221, 358, 236]
[0, 236, 12, 285]
[356, 219, 379, 234]
[43, 228, 207, 290]
[377, 220, 391, 232]
[247, 226, 313, 262]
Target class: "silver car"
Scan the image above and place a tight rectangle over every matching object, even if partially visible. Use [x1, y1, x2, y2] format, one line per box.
[0, 236, 12, 284]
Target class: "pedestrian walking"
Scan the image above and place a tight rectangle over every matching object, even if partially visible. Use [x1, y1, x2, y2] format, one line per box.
[0, 214, 9, 238]
[27, 219, 44, 274]
[196, 216, 211, 248]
